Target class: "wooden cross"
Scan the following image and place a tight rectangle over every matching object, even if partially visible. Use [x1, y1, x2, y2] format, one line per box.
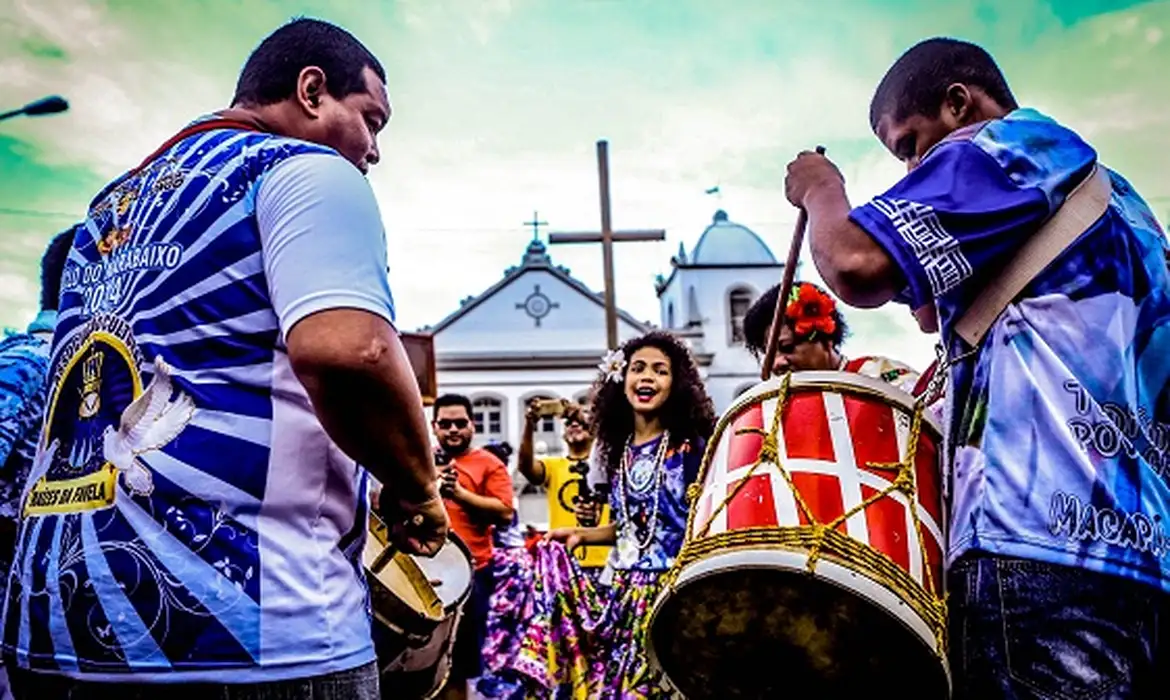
[523, 211, 548, 241]
[549, 140, 665, 350]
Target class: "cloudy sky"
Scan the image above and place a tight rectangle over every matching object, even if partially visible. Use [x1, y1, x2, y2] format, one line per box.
[1, 0, 1167, 370]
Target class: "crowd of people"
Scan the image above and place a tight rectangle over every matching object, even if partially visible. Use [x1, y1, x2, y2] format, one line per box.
[0, 14, 1167, 700]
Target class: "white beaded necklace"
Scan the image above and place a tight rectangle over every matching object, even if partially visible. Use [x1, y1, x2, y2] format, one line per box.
[617, 431, 671, 553]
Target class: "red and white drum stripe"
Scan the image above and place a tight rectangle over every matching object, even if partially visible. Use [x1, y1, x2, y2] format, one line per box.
[691, 383, 945, 595]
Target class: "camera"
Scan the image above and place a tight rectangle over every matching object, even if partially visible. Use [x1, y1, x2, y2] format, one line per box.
[569, 460, 606, 527]
[567, 458, 590, 479]
[536, 398, 568, 418]
[434, 448, 452, 468]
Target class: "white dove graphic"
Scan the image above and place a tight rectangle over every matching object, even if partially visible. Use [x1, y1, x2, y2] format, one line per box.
[102, 356, 194, 497]
[20, 438, 60, 512]
[28, 439, 59, 486]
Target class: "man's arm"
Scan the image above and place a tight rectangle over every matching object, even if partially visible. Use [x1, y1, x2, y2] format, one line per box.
[785, 151, 904, 308]
[287, 311, 436, 502]
[803, 184, 903, 308]
[452, 457, 514, 526]
[0, 346, 49, 467]
[257, 153, 437, 504]
[450, 488, 513, 525]
[516, 401, 545, 486]
[792, 141, 1062, 314]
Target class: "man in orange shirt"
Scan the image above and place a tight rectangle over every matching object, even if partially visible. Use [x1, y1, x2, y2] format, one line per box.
[432, 394, 514, 700]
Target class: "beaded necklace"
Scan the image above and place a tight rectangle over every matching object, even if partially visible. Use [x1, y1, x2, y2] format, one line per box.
[616, 431, 670, 564]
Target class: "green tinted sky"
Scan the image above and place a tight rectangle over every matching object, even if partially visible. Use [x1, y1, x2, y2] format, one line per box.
[2, 0, 1167, 368]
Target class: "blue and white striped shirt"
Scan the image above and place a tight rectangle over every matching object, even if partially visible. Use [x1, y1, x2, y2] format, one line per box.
[2, 117, 395, 681]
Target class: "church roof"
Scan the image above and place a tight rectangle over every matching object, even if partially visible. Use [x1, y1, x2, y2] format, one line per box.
[656, 210, 782, 296]
[421, 238, 652, 335]
[688, 210, 778, 265]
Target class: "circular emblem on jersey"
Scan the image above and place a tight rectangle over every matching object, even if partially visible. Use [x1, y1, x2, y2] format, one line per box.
[626, 452, 658, 494]
[556, 478, 582, 512]
[25, 315, 192, 518]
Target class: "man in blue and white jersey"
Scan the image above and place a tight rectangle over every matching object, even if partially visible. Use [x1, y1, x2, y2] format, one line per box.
[3, 18, 447, 700]
[785, 37, 1170, 698]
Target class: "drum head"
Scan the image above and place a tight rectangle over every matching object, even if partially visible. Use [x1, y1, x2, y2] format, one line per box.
[413, 535, 473, 611]
[650, 568, 948, 700]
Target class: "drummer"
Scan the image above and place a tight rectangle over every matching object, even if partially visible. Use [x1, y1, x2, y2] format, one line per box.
[743, 280, 922, 394]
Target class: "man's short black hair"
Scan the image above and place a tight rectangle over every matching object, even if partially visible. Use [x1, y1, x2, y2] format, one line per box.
[232, 17, 386, 107]
[433, 394, 473, 421]
[742, 283, 848, 357]
[40, 226, 76, 311]
[869, 37, 1018, 131]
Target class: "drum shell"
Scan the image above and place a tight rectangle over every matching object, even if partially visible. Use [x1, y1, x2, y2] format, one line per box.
[648, 371, 950, 699]
[367, 533, 474, 700]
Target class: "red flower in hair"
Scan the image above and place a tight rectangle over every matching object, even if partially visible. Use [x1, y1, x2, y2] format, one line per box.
[785, 283, 838, 340]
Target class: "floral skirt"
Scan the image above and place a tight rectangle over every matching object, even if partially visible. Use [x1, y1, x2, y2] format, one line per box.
[477, 541, 670, 700]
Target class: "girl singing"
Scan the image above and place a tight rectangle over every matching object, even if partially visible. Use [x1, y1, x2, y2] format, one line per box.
[535, 330, 716, 699]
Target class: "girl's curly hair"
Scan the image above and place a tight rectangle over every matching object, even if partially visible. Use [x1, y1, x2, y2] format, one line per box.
[589, 330, 716, 478]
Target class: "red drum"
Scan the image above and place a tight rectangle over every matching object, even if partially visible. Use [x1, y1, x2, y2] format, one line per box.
[647, 371, 949, 700]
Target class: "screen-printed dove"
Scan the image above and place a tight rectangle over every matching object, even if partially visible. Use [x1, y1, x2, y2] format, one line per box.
[102, 356, 194, 497]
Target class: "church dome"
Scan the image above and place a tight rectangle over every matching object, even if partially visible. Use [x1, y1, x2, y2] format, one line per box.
[689, 210, 777, 265]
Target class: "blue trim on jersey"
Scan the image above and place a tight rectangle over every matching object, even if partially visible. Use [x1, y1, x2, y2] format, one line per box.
[80, 514, 171, 670]
[44, 521, 78, 672]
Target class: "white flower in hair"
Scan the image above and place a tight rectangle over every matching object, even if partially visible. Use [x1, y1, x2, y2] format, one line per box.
[598, 349, 626, 383]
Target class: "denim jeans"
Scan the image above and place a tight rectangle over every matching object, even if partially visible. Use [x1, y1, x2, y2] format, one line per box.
[9, 660, 379, 700]
[948, 554, 1169, 700]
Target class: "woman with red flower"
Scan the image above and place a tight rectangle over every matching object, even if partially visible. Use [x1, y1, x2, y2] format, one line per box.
[743, 280, 924, 396]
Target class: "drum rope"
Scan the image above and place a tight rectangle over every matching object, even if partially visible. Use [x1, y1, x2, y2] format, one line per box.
[665, 374, 949, 659]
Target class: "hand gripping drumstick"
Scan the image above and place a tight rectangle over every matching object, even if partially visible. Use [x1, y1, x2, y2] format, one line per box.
[368, 513, 426, 573]
[761, 145, 827, 380]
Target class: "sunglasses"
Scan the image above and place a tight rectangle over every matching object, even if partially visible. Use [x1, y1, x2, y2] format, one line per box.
[436, 418, 469, 430]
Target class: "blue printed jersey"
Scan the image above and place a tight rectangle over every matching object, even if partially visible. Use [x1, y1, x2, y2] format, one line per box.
[0, 311, 56, 524]
[608, 437, 703, 572]
[850, 108, 1170, 591]
[1, 123, 377, 680]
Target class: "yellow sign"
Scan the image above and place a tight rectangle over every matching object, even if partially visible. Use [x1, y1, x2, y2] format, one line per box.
[25, 463, 118, 517]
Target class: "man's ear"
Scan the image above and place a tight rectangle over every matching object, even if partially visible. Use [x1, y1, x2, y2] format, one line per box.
[295, 66, 328, 117]
[942, 83, 974, 127]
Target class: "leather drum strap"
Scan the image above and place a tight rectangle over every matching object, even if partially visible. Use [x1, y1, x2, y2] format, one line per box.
[953, 165, 1113, 347]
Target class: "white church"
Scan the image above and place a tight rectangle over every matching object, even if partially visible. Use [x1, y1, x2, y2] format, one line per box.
[418, 210, 785, 524]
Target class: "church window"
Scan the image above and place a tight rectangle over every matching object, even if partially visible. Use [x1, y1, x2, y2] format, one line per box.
[666, 301, 675, 329]
[728, 287, 754, 345]
[472, 396, 504, 441]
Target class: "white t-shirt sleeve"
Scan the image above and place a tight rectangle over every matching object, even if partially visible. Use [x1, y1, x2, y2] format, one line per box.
[255, 152, 396, 336]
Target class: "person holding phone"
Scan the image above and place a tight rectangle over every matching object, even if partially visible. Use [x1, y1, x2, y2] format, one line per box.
[517, 399, 612, 574]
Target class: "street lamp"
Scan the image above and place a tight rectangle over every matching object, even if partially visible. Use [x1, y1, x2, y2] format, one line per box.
[0, 95, 69, 123]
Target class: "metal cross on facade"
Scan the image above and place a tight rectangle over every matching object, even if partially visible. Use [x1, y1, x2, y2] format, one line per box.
[549, 140, 665, 350]
[524, 211, 548, 241]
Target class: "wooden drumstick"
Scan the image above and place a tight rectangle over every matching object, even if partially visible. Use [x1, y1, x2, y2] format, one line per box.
[368, 513, 425, 573]
[761, 145, 827, 380]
